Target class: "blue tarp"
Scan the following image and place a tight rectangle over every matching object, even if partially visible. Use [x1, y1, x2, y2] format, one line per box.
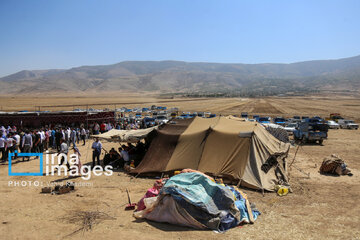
[161, 172, 240, 231]
[227, 186, 261, 223]
[137, 172, 260, 231]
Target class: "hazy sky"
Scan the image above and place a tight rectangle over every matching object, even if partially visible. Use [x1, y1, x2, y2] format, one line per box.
[0, 0, 359, 77]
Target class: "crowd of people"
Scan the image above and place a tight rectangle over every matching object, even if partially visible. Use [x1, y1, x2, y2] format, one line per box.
[1, 122, 149, 173]
[0, 125, 90, 162]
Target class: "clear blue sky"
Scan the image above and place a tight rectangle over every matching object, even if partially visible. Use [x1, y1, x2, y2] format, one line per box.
[0, 0, 359, 77]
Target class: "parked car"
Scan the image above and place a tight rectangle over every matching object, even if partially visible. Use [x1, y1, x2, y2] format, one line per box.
[258, 117, 271, 124]
[273, 117, 286, 126]
[196, 112, 204, 117]
[330, 113, 343, 122]
[204, 112, 211, 117]
[307, 117, 324, 124]
[338, 119, 359, 130]
[155, 115, 169, 124]
[293, 118, 328, 144]
[142, 117, 156, 127]
[327, 120, 340, 129]
[241, 112, 248, 119]
[158, 110, 167, 115]
[288, 118, 301, 124]
[313, 116, 324, 121]
[178, 114, 190, 119]
[284, 123, 297, 135]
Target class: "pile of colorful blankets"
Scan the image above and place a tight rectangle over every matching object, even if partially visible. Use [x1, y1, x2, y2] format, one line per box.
[134, 170, 260, 232]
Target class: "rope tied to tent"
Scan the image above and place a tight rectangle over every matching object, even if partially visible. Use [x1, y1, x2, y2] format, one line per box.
[288, 144, 311, 179]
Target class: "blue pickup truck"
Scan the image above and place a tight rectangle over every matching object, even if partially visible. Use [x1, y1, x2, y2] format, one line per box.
[294, 118, 328, 144]
[273, 117, 287, 126]
[142, 117, 156, 127]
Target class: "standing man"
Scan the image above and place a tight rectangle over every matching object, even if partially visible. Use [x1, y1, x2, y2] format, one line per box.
[1, 127, 6, 137]
[76, 128, 80, 145]
[61, 128, 66, 141]
[44, 129, 50, 151]
[33, 130, 41, 157]
[94, 123, 100, 135]
[66, 128, 71, 146]
[22, 130, 33, 161]
[100, 122, 106, 133]
[39, 129, 45, 153]
[0, 133, 5, 162]
[5, 133, 15, 161]
[55, 129, 62, 152]
[80, 127, 86, 145]
[51, 128, 56, 149]
[57, 139, 70, 171]
[13, 132, 20, 159]
[70, 128, 77, 148]
[91, 137, 102, 168]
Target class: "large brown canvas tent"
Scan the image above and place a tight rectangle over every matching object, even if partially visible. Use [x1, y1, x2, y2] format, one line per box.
[132, 116, 290, 191]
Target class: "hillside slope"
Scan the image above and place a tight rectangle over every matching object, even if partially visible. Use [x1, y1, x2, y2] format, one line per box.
[1, 55, 360, 94]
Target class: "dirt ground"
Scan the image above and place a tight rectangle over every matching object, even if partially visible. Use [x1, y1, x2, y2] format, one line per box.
[0, 96, 360, 240]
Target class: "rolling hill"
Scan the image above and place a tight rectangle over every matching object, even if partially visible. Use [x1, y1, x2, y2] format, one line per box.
[1, 55, 360, 95]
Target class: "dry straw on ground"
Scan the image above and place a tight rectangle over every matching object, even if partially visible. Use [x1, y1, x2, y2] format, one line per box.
[61, 210, 116, 238]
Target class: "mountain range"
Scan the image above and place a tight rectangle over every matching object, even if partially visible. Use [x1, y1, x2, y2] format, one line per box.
[1, 55, 360, 95]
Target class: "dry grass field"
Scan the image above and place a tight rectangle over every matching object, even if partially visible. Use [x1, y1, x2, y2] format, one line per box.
[1, 93, 360, 120]
[0, 94, 360, 240]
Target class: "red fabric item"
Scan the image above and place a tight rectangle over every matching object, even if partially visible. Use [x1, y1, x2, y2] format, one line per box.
[136, 179, 167, 211]
[136, 187, 159, 211]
